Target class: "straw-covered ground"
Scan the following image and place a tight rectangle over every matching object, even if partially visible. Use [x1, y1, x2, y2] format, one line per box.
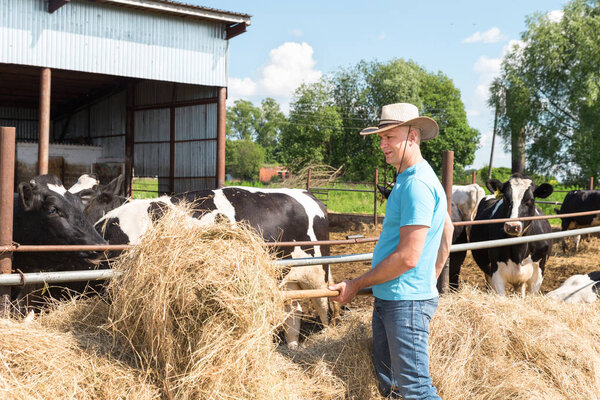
[1, 212, 600, 399]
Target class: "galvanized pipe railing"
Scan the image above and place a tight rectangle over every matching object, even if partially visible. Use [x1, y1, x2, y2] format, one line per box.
[2, 226, 599, 291]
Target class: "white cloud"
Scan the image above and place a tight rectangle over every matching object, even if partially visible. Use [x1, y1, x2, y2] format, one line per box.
[377, 32, 386, 40]
[547, 10, 564, 23]
[463, 27, 506, 44]
[472, 56, 501, 103]
[290, 28, 303, 37]
[227, 42, 322, 109]
[260, 42, 322, 97]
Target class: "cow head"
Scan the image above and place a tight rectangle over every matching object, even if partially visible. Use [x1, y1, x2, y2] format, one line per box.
[16, 176, 107, 264]
[486, 174, 553, 236]
[68, 174, 99, 207]
[83, 174, 127, 224]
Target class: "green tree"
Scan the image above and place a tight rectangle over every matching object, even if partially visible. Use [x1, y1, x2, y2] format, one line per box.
[225, 139, 265, 180]
[280, 82, 343, 172]
[491, 0, 600, 183]
[227, 100, 261, 141]
[256, 98, 285, 163]
[283, 59, 479, 181]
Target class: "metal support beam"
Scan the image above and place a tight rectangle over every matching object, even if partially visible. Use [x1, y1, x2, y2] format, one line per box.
[437, 151, 454, 294]
[0, 127, 15, 317]
[216, 87, 226, 188]
[48, 0, 70, 13]
[38, 68, 51, 175]
[125, 84, 135, 196]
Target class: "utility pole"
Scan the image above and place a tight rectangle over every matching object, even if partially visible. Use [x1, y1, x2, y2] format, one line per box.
[488, 106, 499, 181]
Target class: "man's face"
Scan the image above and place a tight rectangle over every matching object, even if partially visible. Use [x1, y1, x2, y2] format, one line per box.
[378, 126, 411, 169]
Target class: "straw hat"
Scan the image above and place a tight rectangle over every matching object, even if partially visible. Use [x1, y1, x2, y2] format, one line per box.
[359, 103, 439, 140]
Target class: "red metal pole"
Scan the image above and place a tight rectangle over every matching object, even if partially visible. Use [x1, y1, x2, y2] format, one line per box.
[38, 68, 51, 175]
[374, 169, 378, 226]
[590, 177, 594, 190]
[0, 127, 15, 316]
[125, 83, 135, 196]
[306, 168, 312, 191]
[438, 151, 454, 295]
[216, 87, 227, 189]
[472, 171, 476, 184]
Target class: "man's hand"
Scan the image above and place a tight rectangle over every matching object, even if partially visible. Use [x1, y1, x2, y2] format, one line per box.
[328, 279, 360, 305]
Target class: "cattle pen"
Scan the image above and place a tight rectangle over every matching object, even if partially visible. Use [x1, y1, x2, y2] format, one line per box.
[3, 126, 600, 306]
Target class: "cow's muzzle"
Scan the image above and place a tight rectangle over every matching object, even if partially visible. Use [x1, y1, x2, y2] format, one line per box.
[504, 222, 523, 236]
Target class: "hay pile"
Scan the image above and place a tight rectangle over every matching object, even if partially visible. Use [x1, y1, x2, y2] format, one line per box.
[0, 206, 343, 400]
[292, 286, 600, 400]
[2, 204, 600, 399]
[102, 207, 342, 399]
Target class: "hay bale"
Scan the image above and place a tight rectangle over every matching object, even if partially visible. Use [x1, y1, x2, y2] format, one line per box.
[0, 315, 159, 399]
[104, 206, 343, 400]
[291, 286, 600, 400]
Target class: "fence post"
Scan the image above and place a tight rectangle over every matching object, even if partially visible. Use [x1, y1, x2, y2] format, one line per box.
[471, 171, 476, 184]
[373, 169, 378, 226]
[437, 151, 454, 295]
[0, 127, 15, 317]
[306, 168, 311, 191]
[590, 177, 594, 190]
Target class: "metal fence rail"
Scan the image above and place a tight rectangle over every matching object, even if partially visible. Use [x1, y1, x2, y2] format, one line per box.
[3, 225, 600, 289]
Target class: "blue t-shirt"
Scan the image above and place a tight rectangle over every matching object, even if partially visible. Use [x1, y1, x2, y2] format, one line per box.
[371, 160, 446, 300]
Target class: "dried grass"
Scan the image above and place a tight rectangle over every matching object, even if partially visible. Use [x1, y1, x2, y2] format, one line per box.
[292, 286, 600, 400]
[2, 205, 600, 400]
[0, 311, 160, 399]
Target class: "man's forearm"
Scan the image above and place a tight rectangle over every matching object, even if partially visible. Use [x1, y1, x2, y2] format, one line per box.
[435, 214, 454, 278]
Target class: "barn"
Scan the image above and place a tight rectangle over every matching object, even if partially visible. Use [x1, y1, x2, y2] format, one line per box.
[0, 0, 251, 193]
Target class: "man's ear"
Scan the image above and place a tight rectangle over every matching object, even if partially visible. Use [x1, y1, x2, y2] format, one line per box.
[18, 182, 42, 211]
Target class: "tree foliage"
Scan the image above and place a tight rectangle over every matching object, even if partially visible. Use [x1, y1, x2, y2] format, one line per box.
[227, 98, 285, 163]
[490, 0, 600, 183]
[281, 59, 479, 181]
[225, 139, 265, 180]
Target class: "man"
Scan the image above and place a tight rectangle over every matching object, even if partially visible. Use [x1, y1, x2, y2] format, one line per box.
[329, 103, 453, 399]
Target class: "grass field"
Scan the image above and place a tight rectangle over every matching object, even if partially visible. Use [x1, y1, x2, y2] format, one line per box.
[133, 177, 583, 220]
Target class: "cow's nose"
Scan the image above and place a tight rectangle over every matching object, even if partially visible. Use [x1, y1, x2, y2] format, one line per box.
[504, 222, 522, 235]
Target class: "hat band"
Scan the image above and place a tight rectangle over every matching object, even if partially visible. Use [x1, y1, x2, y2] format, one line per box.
[378, 120, 404, 128]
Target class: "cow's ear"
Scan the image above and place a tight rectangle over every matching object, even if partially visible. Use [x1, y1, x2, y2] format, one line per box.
[18, 182, 42, 211]
[376, 184, 392, 200]
[486, 179, 502, 194]
[534, 183, 553, 199]
[103, 174, 125, 196]
[76, 188, 97, 206]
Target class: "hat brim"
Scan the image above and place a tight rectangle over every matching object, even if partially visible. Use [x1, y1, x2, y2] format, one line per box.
[360, 116, 439, 141]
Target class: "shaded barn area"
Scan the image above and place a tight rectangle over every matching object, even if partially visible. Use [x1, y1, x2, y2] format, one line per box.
[0, 0, 252, 194]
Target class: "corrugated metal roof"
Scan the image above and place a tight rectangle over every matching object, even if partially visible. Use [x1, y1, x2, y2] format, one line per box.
[1, 0, 230, 86]
[91, 0, 252, 25]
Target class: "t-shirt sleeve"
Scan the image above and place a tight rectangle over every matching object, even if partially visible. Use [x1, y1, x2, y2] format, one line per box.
[399, 178, 436, 227]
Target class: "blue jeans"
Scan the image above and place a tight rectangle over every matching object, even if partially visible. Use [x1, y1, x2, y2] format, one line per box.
[372, 297, 441, 399]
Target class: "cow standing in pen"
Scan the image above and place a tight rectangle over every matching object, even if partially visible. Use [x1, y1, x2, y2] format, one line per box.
[470, 174, 553, 295]
[557, 190, 600, 253]
[90, 186, 338, 349]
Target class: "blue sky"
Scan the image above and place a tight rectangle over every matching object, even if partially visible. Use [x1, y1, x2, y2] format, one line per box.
[187, 0, 567, 169]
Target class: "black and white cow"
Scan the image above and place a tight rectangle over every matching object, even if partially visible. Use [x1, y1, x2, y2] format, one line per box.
[91, 186, 337, 348]
[470, 174, 554, 295]
[12, 175, 108, 309]
[546, 271, 600, 303]
[556, 190, 600, 253]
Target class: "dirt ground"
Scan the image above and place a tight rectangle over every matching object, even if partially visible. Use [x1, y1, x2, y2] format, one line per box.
[328, 221, 600, 312]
